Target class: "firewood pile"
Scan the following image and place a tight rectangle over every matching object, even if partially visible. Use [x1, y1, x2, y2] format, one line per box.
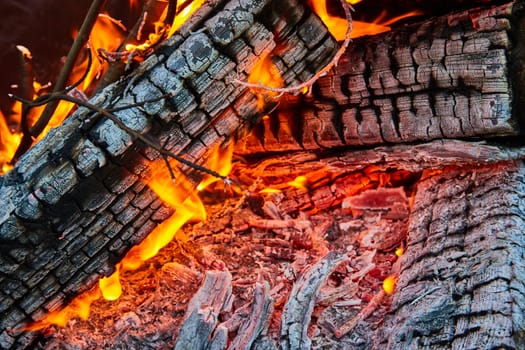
[0, 0, 524, 349]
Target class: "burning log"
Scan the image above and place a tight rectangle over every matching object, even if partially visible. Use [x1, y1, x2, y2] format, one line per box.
[377, 161, 525, 349]
[25, 140, 525, 348]
[237, 1, 525, 154]
[1, 0, 525, 349]
[0, 0, 340, 347]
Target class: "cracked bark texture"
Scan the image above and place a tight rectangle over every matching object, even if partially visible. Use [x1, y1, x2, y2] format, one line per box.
[0, 0, 338, 348]
[230, 146, 525, 349]
[237, 1, 525, 155]
[374, 161, 525, 349]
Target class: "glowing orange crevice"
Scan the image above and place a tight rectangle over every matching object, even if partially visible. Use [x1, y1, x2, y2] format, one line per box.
[382, 275, 397, 295]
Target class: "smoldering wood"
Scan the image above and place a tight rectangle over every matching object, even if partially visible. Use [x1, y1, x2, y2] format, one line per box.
[175, 275, 275, 350]
[0, 0, 339, 347]
[1, 1, 524, 350]
[376, 161, 525, 349]
[228, 281, 274, 350]
[173, 270, 233, 350]
[280, 251, 346, 350]
[35, 148, 414, 349]
[236, 139, 525, 181]
[236, 1, 525, 155]
[35, 142, 525, 349]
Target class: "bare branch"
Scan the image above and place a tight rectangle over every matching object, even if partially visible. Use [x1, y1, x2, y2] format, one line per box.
[12, 0, 106, 162]
[9, 92, 229, 183]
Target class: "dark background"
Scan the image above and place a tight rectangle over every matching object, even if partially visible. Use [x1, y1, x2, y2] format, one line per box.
[0, 0, 141, 120]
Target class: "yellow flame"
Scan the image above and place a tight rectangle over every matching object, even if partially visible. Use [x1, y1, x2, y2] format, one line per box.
[382, 275, 397, 295]
[259, 188, 282, 194]
[287, 175, 309, 191]
[395, 246, 404, 257]
[168, 0, 207, 37]
[99, 270, 122, 301]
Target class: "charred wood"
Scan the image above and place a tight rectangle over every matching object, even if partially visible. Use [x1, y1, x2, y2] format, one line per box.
[376, 161, 525, 349]
[0, 0, 338, 347]
[173, 270, 233, 350]
[237, 1, 525, 155]
[280, 251, 347, 350]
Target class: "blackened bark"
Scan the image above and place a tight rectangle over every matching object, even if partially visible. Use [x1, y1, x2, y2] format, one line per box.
[0, 0, 338, 348]
[237, 1, 525, 155]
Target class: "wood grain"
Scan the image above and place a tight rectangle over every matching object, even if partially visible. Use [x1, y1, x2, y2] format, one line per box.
[237, 1, 525, 155]
[0, 0, 338, 347]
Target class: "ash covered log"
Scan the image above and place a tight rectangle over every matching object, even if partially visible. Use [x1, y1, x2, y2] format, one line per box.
[174, 270, 233, 350]
[237, 1, 525, 154]
[377, 161, 525, 349]
[0, 0, 339, 347]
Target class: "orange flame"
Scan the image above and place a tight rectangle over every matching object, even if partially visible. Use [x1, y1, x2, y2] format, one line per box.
[74, 14, 125, 92]
[247, 51, 283, 111]
[382, 275, 397, 295]
[309, 0, 351, 41]
[248, 52, 283, 89]
[197, 141, 234, 191]
[352, 10, 423, 39]
[125, 0, 207, 55]
[25, 287, 101, 330]
[102, 144, 231, 297]
[168, 0, 207, 38]
[0, 111, 21, 174]
[311, 0, 422, 41]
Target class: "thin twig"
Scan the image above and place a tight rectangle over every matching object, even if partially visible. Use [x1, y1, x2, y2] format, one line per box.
[93, 0, 165, 94]
[231, 0, 352, 95]
[9, 93, 228, 182]
[12, 0, 106, 162]
[16, 45, 35, 136]
[164, 0, 178, 28]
